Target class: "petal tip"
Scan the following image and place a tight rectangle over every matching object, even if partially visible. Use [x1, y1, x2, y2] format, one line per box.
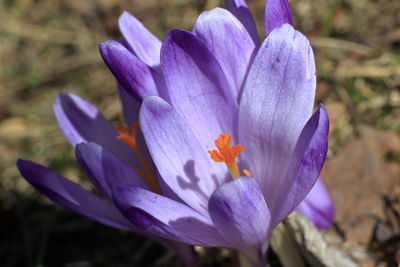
[99, 40, 126, 60]
[264, 0, 293, 36]
[118, 10, 135, 25]
[164, 29, 192, 43]
[16, 158, 28, 170]
[16, 159, 42, 186]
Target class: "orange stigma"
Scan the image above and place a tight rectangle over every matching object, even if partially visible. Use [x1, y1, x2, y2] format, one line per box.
[243, 169, 252, 177]
[117, 122, 139, 152]
[117, 122, 161, 194]
[208, 134, 248, 179]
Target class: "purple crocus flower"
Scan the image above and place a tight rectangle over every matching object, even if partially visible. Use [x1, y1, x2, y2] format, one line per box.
[100, 0, 335, 231]
[17, 0, 335, 266]
[97, 0, 331, 264]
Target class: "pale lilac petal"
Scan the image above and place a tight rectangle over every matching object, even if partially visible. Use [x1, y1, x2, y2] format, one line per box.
[272, 105, 329, 226]
[140, 96, 229, 216]
[194, 8, 256, 96]
[264, 0, 293, 36]
[238, 25, 316, 200]
[224, 0, 259, 45]
[75, 142, 149, 199]
[53, 92, 141, 170]
[17, 159, 134, 231]
[161, 29, 237, 148]
[99, 41, 159, 100]
[296, 178, 335, 229]
[118, 11, 161, 67]
[113, 184, 228, 246]
[209, 177, 270, 247]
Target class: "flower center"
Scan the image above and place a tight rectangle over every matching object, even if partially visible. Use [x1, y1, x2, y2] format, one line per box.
[208, 134, 252, 179]
[117, 122, 161, 194]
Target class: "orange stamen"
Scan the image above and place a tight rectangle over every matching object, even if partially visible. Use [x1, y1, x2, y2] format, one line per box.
[243, 169, 252, 177]
[208, 134, 245, 179]
[116, 123, 139, 151]
[117, 123, 161, 194]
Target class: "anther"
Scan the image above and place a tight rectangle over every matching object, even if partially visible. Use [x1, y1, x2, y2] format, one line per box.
[243, 169, 252, 177]
[208, 134, 245, 179]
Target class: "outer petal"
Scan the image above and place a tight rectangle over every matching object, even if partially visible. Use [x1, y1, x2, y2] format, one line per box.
[296, 178, 335, 229]
[53, 92, 141, 170]
[140, 96, 229, 216]
[194, 8, 256, 96]
[264, 0, 293, 36]
[113, 184, 228, 246]
[161, 30, 237, 149]
[99, 41, 160, 100]
[224, 0, 259, 45]
[273, 105, 329, 226]
[238, 25, 316, 200]
[75, 142, 149, 199]
[17, 159, 134, 231]
[118, 11, 161, 67]
[156, 170, 184, 203]
[209, 177, 270, 247]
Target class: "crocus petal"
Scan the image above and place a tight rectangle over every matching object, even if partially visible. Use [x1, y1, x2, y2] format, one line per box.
[117, 84, 152, 160]
[224, 0, 259, 45]
[118, 11, 161, 67]
[239, 24, 316, 200]
[208, 177, 270, 247]
[272, 105, 329, 226]
[161, 29, 237, 148]
[75, 142, 149, 199]
[118, 84, 141, 125]
[17, 159, 134, 231]
[296, 178, 335, 229]
[113, 184, 228, 246]
[140, 96, 228, 216]
[264, 0, 293, 36]
[194, 8, 256, 96]
[53, 92, 141, 170]
[156, 170, 184, 204]
[99, 41, 160, 100]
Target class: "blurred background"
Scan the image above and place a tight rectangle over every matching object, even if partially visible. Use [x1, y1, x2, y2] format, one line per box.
[0, 0, 399, 266]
